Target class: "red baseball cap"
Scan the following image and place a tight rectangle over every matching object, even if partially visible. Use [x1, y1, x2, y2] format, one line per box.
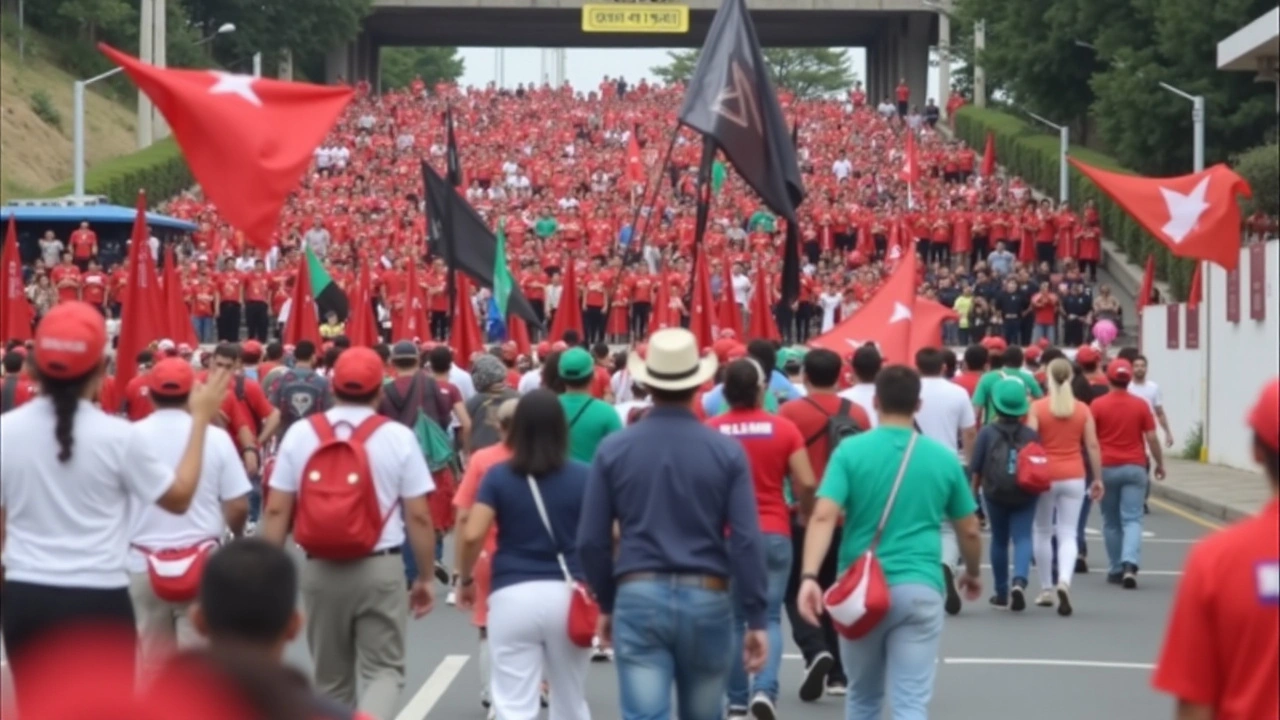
[332, 347, 384, 395]
[149, 358, 195, 397]
[551, 341, 568, 352]
[1024, 346, 1042, 363]
[241, 340, 263, 359]
[536, 341, 552, 357]
[34, 301, 107, 380]
[981, 336, 1007, 352]
[1248, 377, 1279, 451]
[1076, 345, 1100, 365]
[1106, 358, 1133, 383]
[712, 338, 739, 363]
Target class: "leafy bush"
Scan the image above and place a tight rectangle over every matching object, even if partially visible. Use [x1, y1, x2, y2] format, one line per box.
[954, 106, 1197, 300]
[30, 90, 63, 130]
[45, 138, 192, 206]
[1233, 143, 1279, 219]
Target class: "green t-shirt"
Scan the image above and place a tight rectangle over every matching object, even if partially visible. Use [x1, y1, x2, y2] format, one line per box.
[560, 393, 623, 463]
[953, 295, 973, 329]
[817, 426, 977, 595]
[534, 216, 559, 239]
[972, 368, 1044, 422]
[748, 210, 776, 233]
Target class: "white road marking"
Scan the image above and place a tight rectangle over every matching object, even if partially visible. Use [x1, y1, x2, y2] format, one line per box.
[396, 654, 470, 720]
[782, 654, 1154, 670]
[1083, 527, 1155, 539]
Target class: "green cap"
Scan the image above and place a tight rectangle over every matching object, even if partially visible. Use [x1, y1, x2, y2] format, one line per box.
[558, 347, 595, 382]
[992, 377, 1030, 417]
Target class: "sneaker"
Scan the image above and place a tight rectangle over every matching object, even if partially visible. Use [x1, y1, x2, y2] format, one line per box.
[446, 589, 457, 606]
[825, 678, 847, 696]
[1035, 590, 1056, 607]
[1056, 583, 1073, 617]
[243, 520, 257, 537]
[749, 693, 777, 720]
[1075, 556, 1089, 574]
[942, 564, 962, 616]
[486, 709, 496, 720]
[1010, 585, 1026, 613]
[1122, 563, 1138, 590]
[798, 651, 833, 702]
[591, 645, 613, 663]
[989, 594, 1008, 608]
[433, 561, 450, 585]
[726, 707, 749, 719]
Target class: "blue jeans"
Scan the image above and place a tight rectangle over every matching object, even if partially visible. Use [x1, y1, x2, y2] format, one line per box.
[728, 534, 791, 707]
[985, 498, 1035, 597]
[193, 315, 214, 344]
[1101, 465, 1149, 574]
[613, 580, 733, 720]
[1033, 323, 1056, 344]
[839, 584, 945, 720]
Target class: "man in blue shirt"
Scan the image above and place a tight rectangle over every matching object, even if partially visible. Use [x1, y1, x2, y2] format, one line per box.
[579, 328, 768, 720]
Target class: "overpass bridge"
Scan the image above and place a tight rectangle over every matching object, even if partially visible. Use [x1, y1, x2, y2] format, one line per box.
[328, 0, 948, 109]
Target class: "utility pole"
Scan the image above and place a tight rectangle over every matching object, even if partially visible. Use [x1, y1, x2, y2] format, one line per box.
[138, 0, 154, 148]
[152, 0, 168, 141]
[974, 19, 986, 107]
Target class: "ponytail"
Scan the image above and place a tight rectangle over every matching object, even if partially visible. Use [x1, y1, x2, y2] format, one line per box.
[1045, 358, 1076, 419]
[36, 369, 96, 464]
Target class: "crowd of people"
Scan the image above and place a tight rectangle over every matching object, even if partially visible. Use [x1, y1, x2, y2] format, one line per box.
[1, 76, 1277, 720]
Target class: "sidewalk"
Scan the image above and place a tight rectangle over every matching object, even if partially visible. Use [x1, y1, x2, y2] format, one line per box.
[1152, 458, 1270, 523]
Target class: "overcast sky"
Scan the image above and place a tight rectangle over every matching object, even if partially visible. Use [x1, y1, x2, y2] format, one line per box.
[453, 47, 944, 99]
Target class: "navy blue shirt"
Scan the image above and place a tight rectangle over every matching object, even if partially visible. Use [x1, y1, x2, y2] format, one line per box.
[577, 405, 769, 629]
[476, 460, 589, 592]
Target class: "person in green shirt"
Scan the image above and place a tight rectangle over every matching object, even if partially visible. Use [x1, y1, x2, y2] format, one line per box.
[534, 210, 559, 240]
[972, 345, 1044, 424]
[556, 347, 622, 462]
[953, 287, 975, 345]
[748, 209, 776, 234]
[795, 366, 984, 718]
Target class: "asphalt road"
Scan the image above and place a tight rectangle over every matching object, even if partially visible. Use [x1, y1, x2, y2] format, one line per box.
[0, 497, 1211, 719]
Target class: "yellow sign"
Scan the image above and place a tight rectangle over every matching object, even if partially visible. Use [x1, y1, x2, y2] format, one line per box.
[581, 4, 690, 33]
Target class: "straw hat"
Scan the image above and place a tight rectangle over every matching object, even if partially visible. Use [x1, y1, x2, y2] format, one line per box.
[627, 328, 718, 392]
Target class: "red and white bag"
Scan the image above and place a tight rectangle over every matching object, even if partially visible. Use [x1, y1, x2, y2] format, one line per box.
[527, 474, 600, 648]
[133, 539, 220, 603]
[824, 432, 919, 640]
[1015, 441, 1053, 495]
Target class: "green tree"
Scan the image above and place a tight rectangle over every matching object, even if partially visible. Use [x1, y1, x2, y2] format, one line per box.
[1234, 143, 1279, 218]
[379, 47, 465, 91]
[649, 47, 856, 98]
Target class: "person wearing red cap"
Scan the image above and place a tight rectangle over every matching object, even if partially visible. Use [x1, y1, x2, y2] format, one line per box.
[1089, 359, 1165, 589]
[120, 350, 159, 422]
[128, 358, 253, 671]
[0, 302, 230, 712]
[1153, 377, 1279, 720]
[261, 346, 438, 718]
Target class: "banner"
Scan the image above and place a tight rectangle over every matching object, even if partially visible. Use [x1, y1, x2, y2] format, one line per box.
[1166, 304, 1180, 350]
[1250, 243, 1267, 321]
[1185, 304, 1199, 349]
[1226, 266, 1241, 323]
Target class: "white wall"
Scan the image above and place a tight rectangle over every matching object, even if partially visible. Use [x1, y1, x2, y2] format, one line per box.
[1141, 242, 1279, 471]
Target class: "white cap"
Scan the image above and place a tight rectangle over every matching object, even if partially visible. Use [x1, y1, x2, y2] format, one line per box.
[157, 338, 176, 351]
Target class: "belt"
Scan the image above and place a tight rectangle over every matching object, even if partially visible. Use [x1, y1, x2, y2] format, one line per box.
[617, 572, 728, 592]
[306, 546, 402, 561]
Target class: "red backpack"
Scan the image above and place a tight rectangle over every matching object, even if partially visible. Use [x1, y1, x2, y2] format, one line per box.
[1015, 441, 1053, 495]
[293, 415, 396, 561]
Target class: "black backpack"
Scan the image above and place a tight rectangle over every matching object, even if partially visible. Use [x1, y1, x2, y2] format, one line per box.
[274, 369, 329, 434]
[803, 397, 863, 459]
[981, 423, 1036, 507]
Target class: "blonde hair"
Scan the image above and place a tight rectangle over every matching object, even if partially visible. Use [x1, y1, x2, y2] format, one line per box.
[1046, 358, 1076, 418]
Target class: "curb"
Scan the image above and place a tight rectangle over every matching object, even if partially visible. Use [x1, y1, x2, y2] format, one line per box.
[1150, 483, 1251, 524]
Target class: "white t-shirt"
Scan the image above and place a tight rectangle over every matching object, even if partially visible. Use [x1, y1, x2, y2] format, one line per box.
[127, 409, 252, 573]
[615, 399, 653, 426]
[518, 368, 543, 395]
[731, 273, 752, 305]
[832, 158, 853, 180]
[916, 376, 977, 456]
[1128, 380, 1162, 410]
[269, 406, 433, 552]
[838, 383, 879, 428]
[1, 399, 173, 588]
[449, 364, 477, 401]
[610, 368, 635, 404]
[818, 292, 842, 332]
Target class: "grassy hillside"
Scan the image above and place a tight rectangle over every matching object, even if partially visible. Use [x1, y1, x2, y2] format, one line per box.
[0, 32, 138, 201]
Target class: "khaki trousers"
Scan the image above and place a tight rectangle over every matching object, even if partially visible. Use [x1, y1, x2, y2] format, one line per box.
[302, 553, 407, 720]
[128, 572, 204, 673]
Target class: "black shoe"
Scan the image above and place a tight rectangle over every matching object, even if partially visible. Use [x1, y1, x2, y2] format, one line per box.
[1010, 585, 1027, 612]
[433, 561, 450, 585]
[1122, 563, 1138, 589]
[1075, 556, 1089, 574]
[942, 564, 962, 616]
[798, 651, 833, 703]
[1106, 573, 1123, 585]
[1056, 584, 1073, 617]
[989, 594, 1009, 607]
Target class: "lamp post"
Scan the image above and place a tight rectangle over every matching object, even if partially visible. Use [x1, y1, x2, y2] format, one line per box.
[1027, 112, 1070, 204]
[74, 22, 235, 201]
[1158, 82, 1205, 172]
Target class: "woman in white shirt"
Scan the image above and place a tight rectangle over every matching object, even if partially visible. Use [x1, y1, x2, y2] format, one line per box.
[0, 302, 227, 711]
[818, 284, 843, 333]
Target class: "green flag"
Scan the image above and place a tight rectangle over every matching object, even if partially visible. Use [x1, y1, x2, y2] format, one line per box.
[486, 221, 514, 338]
[306, 246, 349, 322]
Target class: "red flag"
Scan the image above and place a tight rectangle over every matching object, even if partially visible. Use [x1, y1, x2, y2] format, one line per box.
[910, 299, 959, 353]
[981, 131, 996, 177]
[549, 260, 583, 342]
[748, 263, 781, 342]
[899, 130, 920, 185]
[162, 244, 197, 346]
[508, 312, 532, 357]
[99, 44, 353, 252]
[717, 259, 743, 339]
[392, 254, 429, 342]
[115, 192, 167, 390]
[1137, 254, 1156, 313]
[1188, 262, 1203, 310]
[345, 260, 379, 347]
[809, 250, 918, 365]
[626, 129, 645, 185]
[1069, 159, 1252, 271]
[282, 256, 321, 347]
[450, 274, 484, 370]
[689, 247, 716, 351]
[1, 215, 32, 344]
[649, 261, 675, 337]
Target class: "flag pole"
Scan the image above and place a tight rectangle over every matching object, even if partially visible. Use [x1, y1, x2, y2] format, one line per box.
[625, 127, 680, 264]
[444, 104, 461, 315]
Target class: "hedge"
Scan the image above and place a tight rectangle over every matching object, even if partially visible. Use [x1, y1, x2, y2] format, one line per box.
[45, 137, 193, 208]
[953, 106, 1196, 300]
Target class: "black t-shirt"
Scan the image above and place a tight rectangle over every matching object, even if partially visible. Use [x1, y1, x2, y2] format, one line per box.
[995, 291, 1026, 318]
[938, 286, 961, 308]
[1062, 294, 1091, 319]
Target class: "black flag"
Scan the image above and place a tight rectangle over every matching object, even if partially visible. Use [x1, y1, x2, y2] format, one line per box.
[423, 162, 542, 328]
[445, 105, 462, 188]
[678, 0, 805, 303]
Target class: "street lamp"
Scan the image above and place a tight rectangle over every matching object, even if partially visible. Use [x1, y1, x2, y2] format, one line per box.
[1026, 111, 1070, 204]
[74, 22, 236, 199]
[1158, 81, 1206, 172]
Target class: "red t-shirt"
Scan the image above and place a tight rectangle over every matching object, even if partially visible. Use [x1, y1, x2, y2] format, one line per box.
[1153, 499, 1279, 719]
[70, 229, 96, 259]
[705, 407, 804, 536]
[81, 270, 108, 306]
[122, 374, 156, 421]
[1090, 390, 1154, 466]
[2, 373, 38, 410]
[953, 371, 982, 399]
[778, 394, 870, 480]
